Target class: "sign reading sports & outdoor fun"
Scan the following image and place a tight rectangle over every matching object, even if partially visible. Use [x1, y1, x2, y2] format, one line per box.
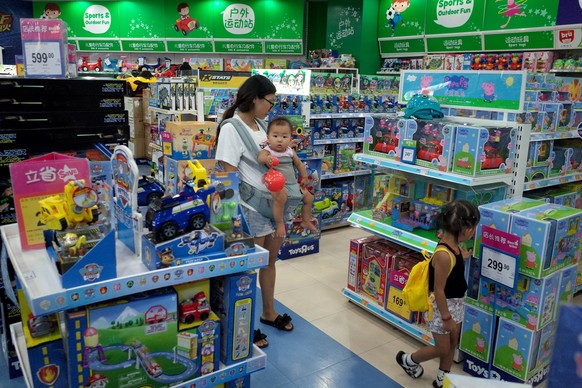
[32, 0, 303, 54]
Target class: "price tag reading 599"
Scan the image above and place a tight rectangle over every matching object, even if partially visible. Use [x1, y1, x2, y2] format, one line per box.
[24, 41, 63, 76]
[480, 246, 517, 289]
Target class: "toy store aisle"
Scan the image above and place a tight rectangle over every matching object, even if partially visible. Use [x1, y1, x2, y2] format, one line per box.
[253, 226, 463, 388]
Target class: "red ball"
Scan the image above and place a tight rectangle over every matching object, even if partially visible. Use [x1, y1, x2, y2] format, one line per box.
[263, 168, 285, 192]
[271, 156, 279, 167]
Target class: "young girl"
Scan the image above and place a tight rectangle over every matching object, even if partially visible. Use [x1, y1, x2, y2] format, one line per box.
[396, 199, 480, 388]
[258, 117, 318, 238]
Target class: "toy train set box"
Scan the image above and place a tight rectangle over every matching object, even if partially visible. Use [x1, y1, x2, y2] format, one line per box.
[161, 121, 217, 160]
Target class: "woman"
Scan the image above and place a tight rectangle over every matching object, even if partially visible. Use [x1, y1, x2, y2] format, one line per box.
[215, 75, 294, 348]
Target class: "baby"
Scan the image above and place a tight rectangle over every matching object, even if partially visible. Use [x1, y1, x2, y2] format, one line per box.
[258, 117, 318, 237]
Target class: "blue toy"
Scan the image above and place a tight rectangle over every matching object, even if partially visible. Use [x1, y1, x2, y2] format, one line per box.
[403, 94, 444, 120]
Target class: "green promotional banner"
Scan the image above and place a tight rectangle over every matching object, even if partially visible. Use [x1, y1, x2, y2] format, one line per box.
[167, 40, 214, 52]
[164, 0, 213, 39]
[34, 1, 120, 38]
[119, 1, 165, 39]
[214, 41, 263, 53]
[265, 41, 303, 54]
[426, 34, 482, 52]
[425, 0, 485, 35]
[212, 1, 265, 39]
[264, 0, 303, 40]
[484, 30, 554, 51]
[120, 40, 166, 52]
[380, 38, 425, 55]
[78, 40, 121, 52]
[378, 0, 426, 39]
[326, 3, 362, 51]
[482, 0, 559, 31]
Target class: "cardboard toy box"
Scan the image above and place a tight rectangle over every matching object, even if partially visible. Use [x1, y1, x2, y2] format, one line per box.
[66, 288, 186, 388]
[510, 203, 582, 278]
[556, 264, 578, 307]
[210, 271, 257, 365]
[362, 114, 412, 161]
[180, 318, 221, 377]
[360, 240, 404, 305]
[0, 77, 125, 97]
[18, 290, 67, 387]
[474, 198, 546, 259]
[162, 121, 217, 160]
[467, 272, 559, 331]
[163, 157, 217, 196]
[347, 236, 383, 292]
[452, 125, 516, 176]
[409, 119, 456, 171]
[459, 304, 495, 363]
[492, 318, 556, 383]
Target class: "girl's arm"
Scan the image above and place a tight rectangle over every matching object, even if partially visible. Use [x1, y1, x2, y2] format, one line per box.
[292, 151, 309, 188]
[432, 251, 455, 330]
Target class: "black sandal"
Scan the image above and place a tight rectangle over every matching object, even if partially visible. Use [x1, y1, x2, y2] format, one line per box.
[253, 329, 269, 348]
[260, 313, 294, 331]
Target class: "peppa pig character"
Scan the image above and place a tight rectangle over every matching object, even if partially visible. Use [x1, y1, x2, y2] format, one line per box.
[482, 82, 496, 102]
[476, 337, 485, 353]
[512, 354, 523, 371]
[421, 75, 433, 95]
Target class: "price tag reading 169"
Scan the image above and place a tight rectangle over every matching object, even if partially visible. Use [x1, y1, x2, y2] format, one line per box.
[480, 246, 517, 289]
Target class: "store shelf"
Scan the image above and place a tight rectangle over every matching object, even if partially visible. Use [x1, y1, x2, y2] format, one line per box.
[376, 71, 400, 75]
[321, 220, 351, 230]
[523, 173, 582, 192]
[348, 210, 439, 254]
[353, 153, 514, 186]
[150, 142, 162, 151]
[321, 169, 371, 180]
[1, 223, 269, 316]
[310, 113, 367, 119]
[314, 137, 364, 145]
[149, 107, 198, 116]
[10, 322, 266, 388]
[342, 288, 433, 346]
[529, 129, 581, 141]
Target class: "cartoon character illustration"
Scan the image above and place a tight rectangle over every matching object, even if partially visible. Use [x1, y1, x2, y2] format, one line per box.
[231, 214, 242, 238]
[497, 0, 527, 29]
[84, 373, 109, 388]
[386, 0, 410, 36]
[175, 2, 199, 35]
[420, 75, 433, 95]
[476, 337, 485, 353]
[482, 82, 496, 102]
[40, 3, 61, 19]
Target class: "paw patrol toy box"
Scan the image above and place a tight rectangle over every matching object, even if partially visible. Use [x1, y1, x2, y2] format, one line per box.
[452, 125, 516, 176]
[509, 203, 582, 278]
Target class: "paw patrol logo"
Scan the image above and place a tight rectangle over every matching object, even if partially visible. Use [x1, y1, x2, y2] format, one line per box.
[236, 276, 252, 292]
[0, 13, 13, 32]
[80, 263, 103, 281]
[199, 320, 217, 338]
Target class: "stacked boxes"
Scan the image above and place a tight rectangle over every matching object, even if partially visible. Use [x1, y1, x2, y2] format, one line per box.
[126, 96, 146, 158]
[162, 121, 217, 160]
[459, 305, 494, 363]
[347, 236, 382, 293]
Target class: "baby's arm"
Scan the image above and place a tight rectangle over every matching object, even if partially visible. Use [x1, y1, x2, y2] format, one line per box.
[293, 151, 309, 188]
[258, 149, 273, 167]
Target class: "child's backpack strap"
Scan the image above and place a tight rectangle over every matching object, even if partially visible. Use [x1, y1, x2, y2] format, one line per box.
[432, 246, 456, 277]
[221, 117, 268, 173]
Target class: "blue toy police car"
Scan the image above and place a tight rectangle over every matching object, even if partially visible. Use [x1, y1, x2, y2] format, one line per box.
[137, 176, 165, 207]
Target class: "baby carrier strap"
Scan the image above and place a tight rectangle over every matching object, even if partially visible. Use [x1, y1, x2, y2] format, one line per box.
[221, 117, 269, 174]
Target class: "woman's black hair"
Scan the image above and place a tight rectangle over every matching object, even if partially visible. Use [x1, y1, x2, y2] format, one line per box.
[215, 74, 276, 146]
[437, 199, 480, 242]
[267, 116, 294, 134]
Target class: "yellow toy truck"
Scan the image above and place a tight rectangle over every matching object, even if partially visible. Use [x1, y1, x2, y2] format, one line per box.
[38, 180, 99, 231]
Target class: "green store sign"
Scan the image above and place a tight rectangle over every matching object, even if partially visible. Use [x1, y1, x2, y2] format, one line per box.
[120, 40, 166, 52]
[214, 41, 263, 53]
[426, 34, 482, 52]
[166, 41, 214, 53]
[77, 40, 121, 52]
[484, 30, 554, 51]
[264, 41, 303, 54]
[380, 39, 425, 55]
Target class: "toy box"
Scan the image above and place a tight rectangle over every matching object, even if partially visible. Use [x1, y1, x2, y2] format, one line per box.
[493, 317, 556, 382]
[389, 250, 422, 290]
[556, 264, 578, 307]
[410, 120, 456, 171]
[162, 121, 217, 160]
[360, 240, 403, 305]
[65, 287, 191, 388]
[163, 157, 217, 196]
[452, 125, 516, 176]
[264, 58, 288, 69]
[459, 304, 495, 363]
[474, 198, 546, 261]
[210, 271, 257, 365]
[224, 58, 264, 72]
[391, 196, 444, 232]
[362, 114, 410, 161]
[312, 118, 335, 140]
[18, 290, 67, 387]
[347, 236, 383, 292]
[453, 184, 506, 206]
[510, 203, 582, 278]
[334, 143, 361, 173]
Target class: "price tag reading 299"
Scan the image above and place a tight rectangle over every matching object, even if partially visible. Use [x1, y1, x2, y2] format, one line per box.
[480, 246, 517, 289]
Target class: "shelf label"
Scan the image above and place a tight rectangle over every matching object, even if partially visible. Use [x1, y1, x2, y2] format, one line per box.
[386, 286, 412, 320]
[480, 226, 519, 289]
[20, 18, 67, 77]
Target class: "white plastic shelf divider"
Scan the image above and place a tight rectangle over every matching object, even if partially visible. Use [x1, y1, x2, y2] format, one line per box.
[1, 224, 269, 316]
[348, 211, 438, 254]
[353, 154, 513, 186]
[314, 137, 364, 145]
[523, 173, 582, 192]
[321, 169, 371, 180]
[10, 322, 266, 388]
[529, 129, 581, 141]
[342, 288, 434, 346]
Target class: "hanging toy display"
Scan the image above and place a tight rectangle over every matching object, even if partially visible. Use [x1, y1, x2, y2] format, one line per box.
[262, 157, 285, 192]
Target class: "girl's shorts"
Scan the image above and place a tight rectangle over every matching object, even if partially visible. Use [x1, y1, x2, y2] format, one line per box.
[241, 205, 275, 238]
[425, 297, 464, 335]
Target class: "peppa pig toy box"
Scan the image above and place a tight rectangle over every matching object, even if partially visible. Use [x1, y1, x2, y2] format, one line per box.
[459, 304, 494, 363]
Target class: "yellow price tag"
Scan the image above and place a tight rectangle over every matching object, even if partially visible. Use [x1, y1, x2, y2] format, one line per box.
[386, 286, 412, 320]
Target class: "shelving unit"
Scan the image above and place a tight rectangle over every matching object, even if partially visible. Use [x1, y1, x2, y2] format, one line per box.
[10, 322, 267, 388]
[321, 169, 371, 180]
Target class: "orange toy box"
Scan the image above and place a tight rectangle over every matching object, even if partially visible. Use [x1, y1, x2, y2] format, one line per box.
[161, 121, 217, 160]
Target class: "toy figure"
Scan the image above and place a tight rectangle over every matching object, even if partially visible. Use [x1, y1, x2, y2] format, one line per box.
[231, 214, 242, 238]
[385, 0, 410, 36]
[497, 0, 527, 29]
[84, 373, 109, 388]
[62, 233, 88, 258]
[82, 327, 106, 367]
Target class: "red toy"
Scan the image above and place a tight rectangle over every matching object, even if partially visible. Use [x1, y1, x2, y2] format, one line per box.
[417, 140, 443, 162]
[262, 157, 285, 193]
[78, 56, 103, 72]
[179, 291, 210, 323]
[481, 145, 504, 169]
[374, 133, 398, 154]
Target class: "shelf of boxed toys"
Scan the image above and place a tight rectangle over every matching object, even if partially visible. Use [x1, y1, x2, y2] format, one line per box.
[321, 169, 372, 180]
[313, 137, 364, 145]
[523, 172, 582, 192]
[310, 113, 368, 120]
[342, 288, 434, 346]
[348, 210, 439, 254]
[10, 322, 267, 388]
[353, 153, 514, 187]
[1, 223, 269, 317]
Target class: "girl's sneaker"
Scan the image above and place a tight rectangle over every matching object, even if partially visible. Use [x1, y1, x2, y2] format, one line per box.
[396, 351, 424, 379]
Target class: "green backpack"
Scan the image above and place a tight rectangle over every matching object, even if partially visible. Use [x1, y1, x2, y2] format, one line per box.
[220, 118, 302, 220]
